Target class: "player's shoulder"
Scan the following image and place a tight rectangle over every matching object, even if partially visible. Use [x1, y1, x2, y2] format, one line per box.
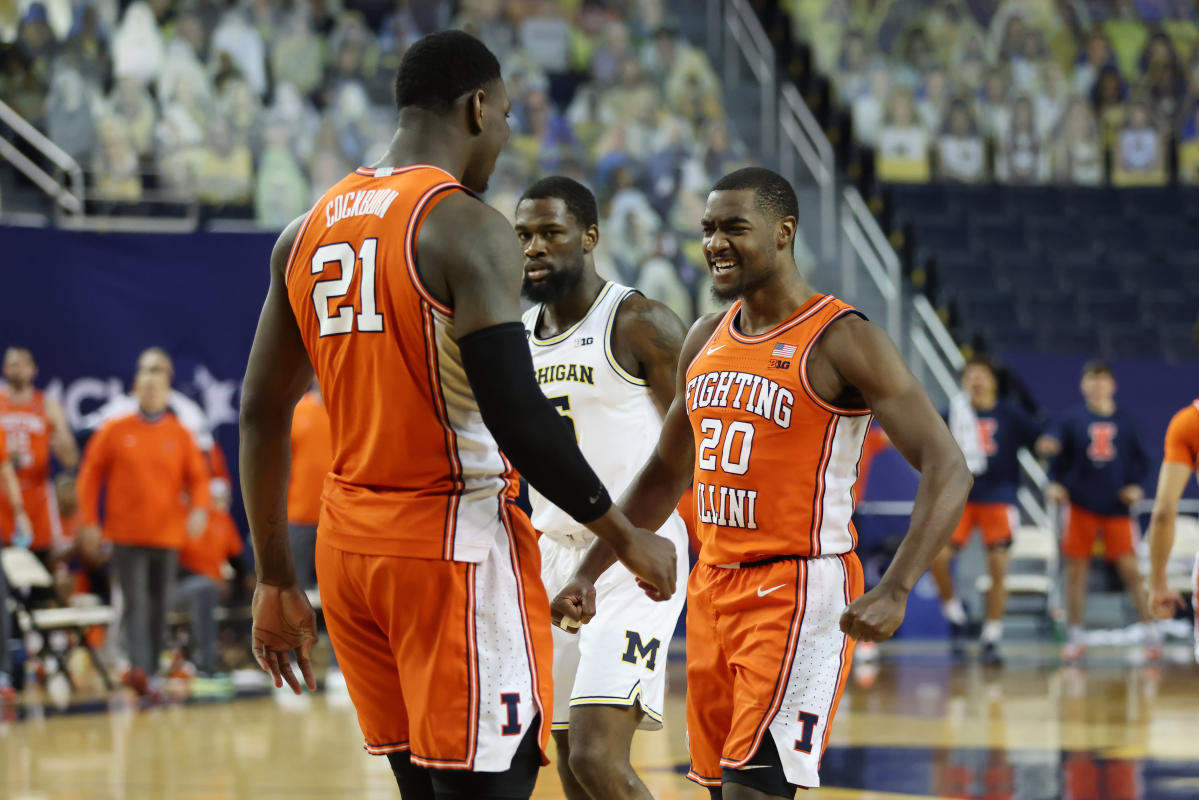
[679, 312, 727, 364]
[1167, 401, 1199, 438]
[612, 290, 686, 338]
[418, 191, 516, 272]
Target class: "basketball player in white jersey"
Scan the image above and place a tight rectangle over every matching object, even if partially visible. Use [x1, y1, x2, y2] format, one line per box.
[516, 177, 690, 800]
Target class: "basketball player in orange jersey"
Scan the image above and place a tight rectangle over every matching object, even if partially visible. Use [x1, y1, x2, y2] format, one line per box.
[238, 31, 676, 800]
[1147, 395, 1199, 661]
[0, 347, 79, 559]
[554, 167, 972, 799]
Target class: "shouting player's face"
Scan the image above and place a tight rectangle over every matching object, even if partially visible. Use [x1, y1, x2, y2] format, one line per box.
[462, 79, 511, 194]
[702, 189, 783, 301]
[515, 197, 596, 304]
[2, 348, 35, 390]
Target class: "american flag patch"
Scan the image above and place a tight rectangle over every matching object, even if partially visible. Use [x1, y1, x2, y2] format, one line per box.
[772, 343, 797, 358]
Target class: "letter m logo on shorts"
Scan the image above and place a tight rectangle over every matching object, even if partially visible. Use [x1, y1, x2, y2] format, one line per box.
[621, 631, 661, 671]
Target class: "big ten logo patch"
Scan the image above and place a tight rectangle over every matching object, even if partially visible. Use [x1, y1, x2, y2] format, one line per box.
[621, 631, 661, 671]
[1087, 422, 1117, 462]
[768, 358, 791, 370]
[574, 337, 594, 347]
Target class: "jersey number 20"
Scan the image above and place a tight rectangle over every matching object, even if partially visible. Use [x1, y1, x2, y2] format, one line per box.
[311, 239, 384, 336]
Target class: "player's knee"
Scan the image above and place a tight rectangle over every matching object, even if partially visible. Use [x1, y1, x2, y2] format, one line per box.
[567, 734, 633, 788]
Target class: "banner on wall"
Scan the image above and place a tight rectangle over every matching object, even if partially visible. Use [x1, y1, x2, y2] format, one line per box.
[0, 225, 278, 523]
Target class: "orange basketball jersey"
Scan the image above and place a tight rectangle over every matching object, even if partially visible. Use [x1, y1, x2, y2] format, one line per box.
[0, 387, 59, 549]
[1163, 400, 1199, 471]
[285, 165, 519, 562]
[685, 294, 872, 565]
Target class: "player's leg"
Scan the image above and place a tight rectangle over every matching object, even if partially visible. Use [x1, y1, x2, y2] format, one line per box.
[538, 535, 587, 800]
[685, 564, 736, 791]
[111, 544, 152, 677]
[566, 705, 648, 800]
[564, 516, 688, 799]
[1061, 504, 1094, 660]
[719, 554, 864, 796]
[399, 511, 552, 797]
[313, 539, 419, 793]
[936, 507, 973, 654]
[1104, 516, 1160, 657]
[551, 730, 589, 800]
[146, 546, 177, 676]
[978, 505, 1014, 665]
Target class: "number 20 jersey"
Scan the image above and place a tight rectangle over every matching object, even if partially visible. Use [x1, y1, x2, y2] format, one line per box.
[686, 294, 872, 565]
[285, 165, 519, 563]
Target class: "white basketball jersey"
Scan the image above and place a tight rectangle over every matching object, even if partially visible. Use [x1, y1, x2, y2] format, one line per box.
[522, 282, 663, 546]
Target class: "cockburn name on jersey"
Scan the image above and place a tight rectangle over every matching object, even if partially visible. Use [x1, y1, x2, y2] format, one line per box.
[325, 189, 401, 227]
[686, 370, 794, 428]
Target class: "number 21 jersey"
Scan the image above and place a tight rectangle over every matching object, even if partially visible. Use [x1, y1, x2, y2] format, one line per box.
[686, 294, 871, 565]
[285, 165, 519, 563]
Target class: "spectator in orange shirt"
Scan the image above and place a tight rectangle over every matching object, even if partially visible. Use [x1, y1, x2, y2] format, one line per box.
[288, 385, 331, 590]
[175, 453, 246, 676]
[77, 348, 210, 685]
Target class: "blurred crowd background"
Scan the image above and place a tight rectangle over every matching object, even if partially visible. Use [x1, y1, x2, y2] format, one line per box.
[781, 0, 1199, 185]
[0, 0, 789, 324]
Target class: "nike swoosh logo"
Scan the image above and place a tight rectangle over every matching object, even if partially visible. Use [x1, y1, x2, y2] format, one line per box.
[757, 584, 787, 597]
[707, 345, 725, 355]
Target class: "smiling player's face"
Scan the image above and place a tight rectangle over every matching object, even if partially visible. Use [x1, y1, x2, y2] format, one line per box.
[701, 190, 778, 301]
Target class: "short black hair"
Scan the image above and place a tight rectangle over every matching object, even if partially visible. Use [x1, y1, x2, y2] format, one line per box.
[712, 167, 799, 222]
[394, 30, 501, 113]
[1082, 359, 1113, 377]
[519, 176, 599, 229]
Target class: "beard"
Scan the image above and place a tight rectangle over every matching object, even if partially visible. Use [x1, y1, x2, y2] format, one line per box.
[521, 259, 584, 304]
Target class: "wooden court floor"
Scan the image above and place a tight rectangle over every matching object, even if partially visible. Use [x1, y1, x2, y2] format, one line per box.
[2, 644, 1198, 800]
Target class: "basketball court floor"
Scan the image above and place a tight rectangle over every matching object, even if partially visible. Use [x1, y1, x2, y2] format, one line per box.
[2, 642, 1197, 800]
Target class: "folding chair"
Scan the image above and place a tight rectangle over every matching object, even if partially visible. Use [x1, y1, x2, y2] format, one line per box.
[3, 547, 116, 690]
[976, 525, 1058, 635]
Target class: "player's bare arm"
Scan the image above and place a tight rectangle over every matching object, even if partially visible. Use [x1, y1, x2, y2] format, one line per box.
[240, 214, 319, 694]
[1147, 461, 1191, 617]
[45, 398, 79, 469]
[420, 195, 677, 598]
[554, 314, 721, 623]
[549, 299, 691, 624]
[610, 294, 690, 415]
[811, 314, 973, 642]
[1, 459, 31, 538]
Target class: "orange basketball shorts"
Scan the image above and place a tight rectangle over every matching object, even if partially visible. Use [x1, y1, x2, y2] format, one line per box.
[685, 552, 864, 789]
[950, 502, 1015, 549]
[314, 506, 552, 772]
[1061, 504, 1135, 561]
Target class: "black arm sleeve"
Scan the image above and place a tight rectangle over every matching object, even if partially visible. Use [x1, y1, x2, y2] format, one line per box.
[458, 322, 612, 524]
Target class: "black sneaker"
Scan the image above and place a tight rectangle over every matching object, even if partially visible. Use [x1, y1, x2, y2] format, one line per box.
[949, 621, 967, 658]
[981, 641, 1004, 667]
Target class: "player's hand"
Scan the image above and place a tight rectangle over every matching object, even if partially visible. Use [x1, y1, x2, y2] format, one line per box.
[613, 528, 676, 601]
[551, 576, 597, 634]
[840, 583, 907, 643]
[77, 524, 103, 564]
[186, 507, 209, 538]
[1149, 582, 1185, 619]
[1117, 484, 1144, 507]
[251, 581, 318, 694]
[1045, 482, 1069, 505]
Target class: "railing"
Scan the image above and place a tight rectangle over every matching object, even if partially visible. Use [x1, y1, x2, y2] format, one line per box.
[842, 187, 901, 341]
[779, 84, 836, 263]
[722, 0, 776, 161]
[0, 99, 84, 215]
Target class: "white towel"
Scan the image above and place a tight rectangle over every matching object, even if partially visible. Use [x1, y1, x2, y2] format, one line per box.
[949, 392, 988, 475]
